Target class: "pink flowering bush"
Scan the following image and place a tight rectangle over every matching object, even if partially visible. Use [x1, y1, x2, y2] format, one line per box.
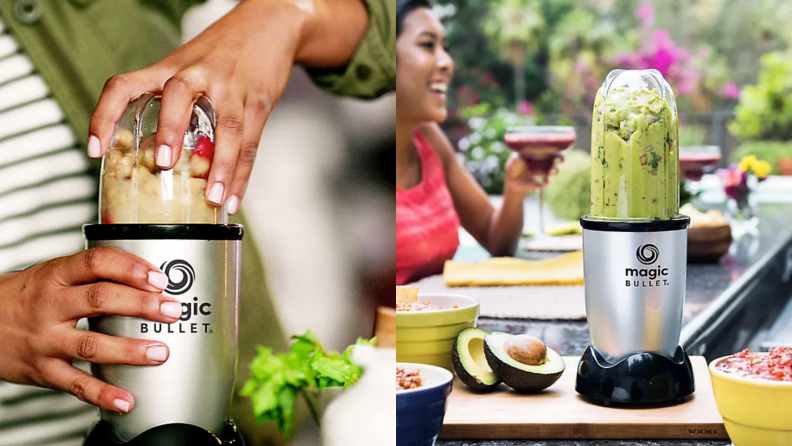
[613, 2, 734, 111]
[545, 1, 735, 115]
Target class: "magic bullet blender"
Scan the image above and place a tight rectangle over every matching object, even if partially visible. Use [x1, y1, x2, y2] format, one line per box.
[575, 69, 695, 405]
[82, 94, 245, 444]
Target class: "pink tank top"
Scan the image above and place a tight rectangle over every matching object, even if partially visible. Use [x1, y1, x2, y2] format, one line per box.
[396, 130, 461, 285]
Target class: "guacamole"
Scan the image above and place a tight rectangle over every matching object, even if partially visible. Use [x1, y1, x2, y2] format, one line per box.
[590, 86, 679, 220]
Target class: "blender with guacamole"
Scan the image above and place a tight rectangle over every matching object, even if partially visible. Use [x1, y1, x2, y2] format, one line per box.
[577, 69, 693, 405]
[591, 69, 679, 220]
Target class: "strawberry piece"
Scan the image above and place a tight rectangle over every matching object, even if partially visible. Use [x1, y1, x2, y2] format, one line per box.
[191, 135, 214, 179]
[193, 135, 214, 161]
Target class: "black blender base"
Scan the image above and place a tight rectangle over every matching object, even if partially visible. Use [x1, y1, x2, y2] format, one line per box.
[575, 345, 695, 406]
[83, 420, 245, 445]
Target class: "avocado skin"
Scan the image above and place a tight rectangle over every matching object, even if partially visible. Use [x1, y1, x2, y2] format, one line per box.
[484, 340, 563, 392]
[452, 334, 501, 392]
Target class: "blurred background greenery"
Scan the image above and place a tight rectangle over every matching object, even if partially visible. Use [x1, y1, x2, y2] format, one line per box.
[438, 0, 792, 205]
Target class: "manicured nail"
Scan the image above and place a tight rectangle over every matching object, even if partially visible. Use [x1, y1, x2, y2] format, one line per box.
[148, 272, 168, 290]
[227, 195, 239, 215]
[88, 135, 101, 158]
[156, 145, 172, 168]
[146, 345, 168, 362]
[161, 302, 182, 319]
[207, 183, 224, 205]
[114, 399, 131, 413]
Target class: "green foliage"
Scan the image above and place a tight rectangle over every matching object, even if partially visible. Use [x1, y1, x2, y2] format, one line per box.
[679, 125, 707, 148]
[543, 149, 591, 220]
[481, 0, 546, 58]
[240, 330, 377, 438]
[457, 107, 534, 194]
[701, 0, 787, 88]
[545, 7, 631, 114]
[434, 0, 780, 115]
[731, 141, 792, 175]
[729, 51, 792, 141]
[680, 180, 692, 208]
[436, 0, 576, 111]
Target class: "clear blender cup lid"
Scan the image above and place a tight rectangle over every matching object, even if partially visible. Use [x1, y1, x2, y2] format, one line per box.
[99, 94, 226, 224]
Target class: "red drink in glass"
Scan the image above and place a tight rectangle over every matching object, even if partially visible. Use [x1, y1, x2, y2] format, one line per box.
[504, 127, 576, 182]
[679, 152, 722, 181]
[503, 126, 576, 238]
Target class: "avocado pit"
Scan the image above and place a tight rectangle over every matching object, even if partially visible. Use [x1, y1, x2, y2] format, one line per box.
[504, 334, 547, 366]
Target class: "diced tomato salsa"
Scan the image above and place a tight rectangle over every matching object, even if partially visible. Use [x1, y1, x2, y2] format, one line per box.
[716, 347, 792, 382]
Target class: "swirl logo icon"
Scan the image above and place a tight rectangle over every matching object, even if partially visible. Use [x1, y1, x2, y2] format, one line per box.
[159, 260, 195, 295]
[636, 244, 659, 265]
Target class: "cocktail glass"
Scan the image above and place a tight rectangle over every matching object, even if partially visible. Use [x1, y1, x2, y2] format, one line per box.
[504, 126, 576, 239]
[679, 145, 722, 199]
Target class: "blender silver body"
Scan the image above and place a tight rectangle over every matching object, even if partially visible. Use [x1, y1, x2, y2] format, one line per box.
[83, 94, 247, 443]
[582, 222, 688, 362]
[86, 230, 241, 442]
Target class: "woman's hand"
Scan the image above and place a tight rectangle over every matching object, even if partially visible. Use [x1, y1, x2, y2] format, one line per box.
[504, 153, 560, 195]
[87, 0, 368, 214]
[0, 248, 183, 413]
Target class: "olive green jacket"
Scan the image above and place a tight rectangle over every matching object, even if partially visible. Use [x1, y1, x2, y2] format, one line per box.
[0, 0, 394, 444]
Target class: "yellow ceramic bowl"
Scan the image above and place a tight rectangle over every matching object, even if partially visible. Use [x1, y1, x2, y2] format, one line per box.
[709, 356, 792, 446]
[397, 293, 479, 372]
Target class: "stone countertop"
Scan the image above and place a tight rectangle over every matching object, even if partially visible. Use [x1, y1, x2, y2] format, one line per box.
[437, 203, 792, 446]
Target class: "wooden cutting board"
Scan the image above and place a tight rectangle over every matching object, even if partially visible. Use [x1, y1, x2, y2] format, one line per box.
[439, 356, 728, 440]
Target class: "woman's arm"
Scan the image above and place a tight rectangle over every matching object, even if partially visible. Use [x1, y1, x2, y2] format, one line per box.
[419, 122, 535, 257]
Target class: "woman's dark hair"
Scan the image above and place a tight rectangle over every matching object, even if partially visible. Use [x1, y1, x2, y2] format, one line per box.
[397, 0, 432, 37]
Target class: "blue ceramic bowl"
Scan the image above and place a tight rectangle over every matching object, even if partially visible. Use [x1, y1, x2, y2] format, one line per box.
[396, 363, 454, 446]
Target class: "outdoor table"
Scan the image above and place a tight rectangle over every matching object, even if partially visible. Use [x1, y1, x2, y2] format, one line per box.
[436, 202, 792, 446]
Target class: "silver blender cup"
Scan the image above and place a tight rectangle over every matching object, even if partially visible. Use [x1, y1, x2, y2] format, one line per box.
[82, 94, 245, 444]
[576, 69, 695, 405]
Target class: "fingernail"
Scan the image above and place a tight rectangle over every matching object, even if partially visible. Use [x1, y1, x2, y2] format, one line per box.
[227, 195, 239, 215]
[161, 302, 182, 319]
[156, 145, 172, 168]
[88, 135, 101, 158]
[148, 272, 168, 290]
[146, 345, 168, 362]
[207, 183, 224, 205]
[114, 399, 131, 413]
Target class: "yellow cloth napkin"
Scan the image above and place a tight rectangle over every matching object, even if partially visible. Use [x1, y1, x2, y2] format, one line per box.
[443, 251, 584, 287]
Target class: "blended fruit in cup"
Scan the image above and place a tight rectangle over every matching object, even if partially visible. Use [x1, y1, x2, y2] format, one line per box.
[591, 80, 679, 220]
[100, 128, 221, 224]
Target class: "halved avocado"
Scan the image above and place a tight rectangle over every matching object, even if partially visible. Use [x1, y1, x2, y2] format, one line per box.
[484, 332, 565, 392]
[452, 328, 501, 391]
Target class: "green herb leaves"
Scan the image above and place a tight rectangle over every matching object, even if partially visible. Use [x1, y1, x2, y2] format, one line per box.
[240, 330, 376, 438]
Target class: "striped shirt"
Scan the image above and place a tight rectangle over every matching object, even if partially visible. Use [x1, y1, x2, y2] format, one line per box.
[396, 130, 460, 285]
[0, 17, 98, 446]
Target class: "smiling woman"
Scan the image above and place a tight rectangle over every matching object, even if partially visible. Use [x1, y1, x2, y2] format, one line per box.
[395, 0, 549, 285]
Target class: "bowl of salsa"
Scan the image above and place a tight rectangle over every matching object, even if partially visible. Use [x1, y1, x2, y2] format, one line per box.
[709, 347, 792, 445]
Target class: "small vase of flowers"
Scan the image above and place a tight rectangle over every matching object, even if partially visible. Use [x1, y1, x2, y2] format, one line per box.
[716, 155, 771, 236]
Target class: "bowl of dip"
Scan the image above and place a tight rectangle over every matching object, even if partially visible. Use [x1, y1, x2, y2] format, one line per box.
[396, 363, 453, 446]
[396, 293, 479, 372]
[709, 347, 792, 445]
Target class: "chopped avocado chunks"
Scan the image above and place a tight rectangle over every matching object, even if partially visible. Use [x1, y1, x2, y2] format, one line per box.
[484, 333, 565, 392]
[590, 86, 679, 220]
[452, 328, 501, 391]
